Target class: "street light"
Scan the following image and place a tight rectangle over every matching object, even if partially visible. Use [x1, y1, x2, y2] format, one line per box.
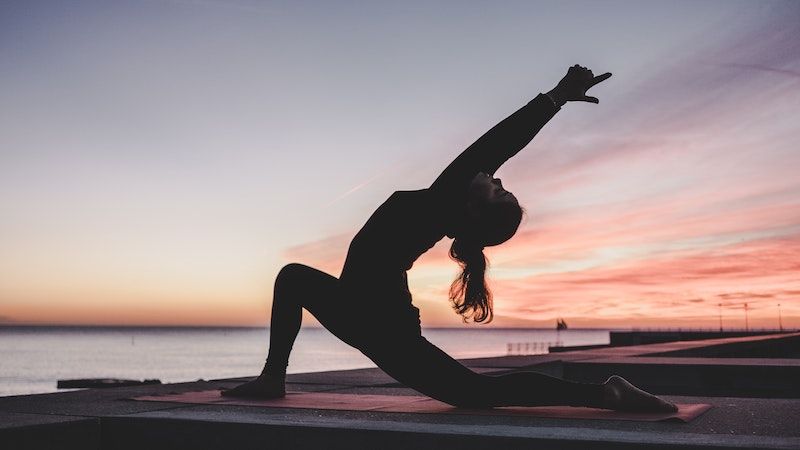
[744, 302, 749, 332]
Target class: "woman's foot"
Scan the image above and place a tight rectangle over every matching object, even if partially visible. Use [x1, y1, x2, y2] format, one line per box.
[602, 375, 678, 413]
[221, 373, 286, 399]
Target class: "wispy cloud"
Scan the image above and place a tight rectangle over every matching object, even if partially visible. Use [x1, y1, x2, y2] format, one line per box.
[323, 171, 386, 208]
[710, 62, 800, 79]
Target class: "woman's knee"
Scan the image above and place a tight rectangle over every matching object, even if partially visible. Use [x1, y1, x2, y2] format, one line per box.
[275, 262, 343, 317]
[432, 374, 495, 408]
[275, 263, 330, 293]
[276, 263, 307, 283]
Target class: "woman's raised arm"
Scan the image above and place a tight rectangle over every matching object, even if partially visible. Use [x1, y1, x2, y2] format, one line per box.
[428, 92, 560, 199]
[428, 65, 612, 200]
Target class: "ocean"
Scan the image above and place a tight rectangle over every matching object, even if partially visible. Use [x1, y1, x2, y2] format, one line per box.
[0, 326, 609, 397]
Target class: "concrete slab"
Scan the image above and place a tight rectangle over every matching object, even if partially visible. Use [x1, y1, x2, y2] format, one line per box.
[0, 380, 240, 416]
[104, 400, 800, 450]
[563, 333, 800, 359]
[455, 353, 595, 368]
[0, 413, 99, 450]
[117, 394, 800, 437]
[0, 411, 93, 429]
[564, 359, 800, 397]
[645, 334, 800, 358]
[611, 330, 800, 347]
[4, 332, 800, 450]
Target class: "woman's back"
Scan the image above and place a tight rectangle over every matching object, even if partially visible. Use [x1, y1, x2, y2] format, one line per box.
[338, 188, 454, 336]
[340, 189, 452, 278]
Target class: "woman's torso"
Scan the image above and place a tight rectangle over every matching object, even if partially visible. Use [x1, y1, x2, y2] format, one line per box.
[338, 188, 453, 336]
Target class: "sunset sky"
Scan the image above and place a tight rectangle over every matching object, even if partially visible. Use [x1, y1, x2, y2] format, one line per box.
[1, 0, 798, 328]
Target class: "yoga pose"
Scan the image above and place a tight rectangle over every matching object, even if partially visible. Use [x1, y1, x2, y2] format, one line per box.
[224, 65, 677, 412]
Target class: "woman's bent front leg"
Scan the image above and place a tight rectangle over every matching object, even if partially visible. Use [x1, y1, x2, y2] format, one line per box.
[223, 263, 361, 398]
[263, 263, 366, 377]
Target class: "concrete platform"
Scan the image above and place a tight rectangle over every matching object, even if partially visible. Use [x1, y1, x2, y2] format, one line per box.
[2, 332, 799, 449]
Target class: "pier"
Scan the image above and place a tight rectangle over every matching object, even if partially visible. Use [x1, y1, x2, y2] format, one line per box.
[2, 331, 799, 449]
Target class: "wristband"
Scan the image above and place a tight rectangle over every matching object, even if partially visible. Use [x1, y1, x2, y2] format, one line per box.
[544, 92, 562, 108]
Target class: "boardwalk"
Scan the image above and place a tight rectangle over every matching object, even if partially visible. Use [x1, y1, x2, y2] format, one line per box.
[2, 332, 799, 449]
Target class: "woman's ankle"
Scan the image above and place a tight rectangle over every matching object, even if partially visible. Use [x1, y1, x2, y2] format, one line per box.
[259, 370, 286, 383]
[261, 361, 287, 381]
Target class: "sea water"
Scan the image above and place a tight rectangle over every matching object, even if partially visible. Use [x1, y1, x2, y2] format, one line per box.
[0, 326, 609, 397]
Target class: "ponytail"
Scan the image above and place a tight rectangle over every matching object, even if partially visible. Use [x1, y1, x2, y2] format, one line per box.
[448, 237, 493, 324]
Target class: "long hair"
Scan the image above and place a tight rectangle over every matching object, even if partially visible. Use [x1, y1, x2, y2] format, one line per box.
[448, 202, 527, 324]
[449, 238, 493, 323]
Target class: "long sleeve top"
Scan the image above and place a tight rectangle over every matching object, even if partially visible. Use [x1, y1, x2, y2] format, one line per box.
[338, 93, 560, 333]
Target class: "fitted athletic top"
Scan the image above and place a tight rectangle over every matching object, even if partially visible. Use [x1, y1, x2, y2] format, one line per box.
[338, 93, 560, 333]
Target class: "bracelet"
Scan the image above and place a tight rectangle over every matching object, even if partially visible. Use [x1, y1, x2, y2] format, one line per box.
[544, 92, 561, 108]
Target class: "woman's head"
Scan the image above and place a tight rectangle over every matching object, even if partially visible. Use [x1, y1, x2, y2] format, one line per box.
[462, 172, 523, 247]
[447, 172, 525, 324]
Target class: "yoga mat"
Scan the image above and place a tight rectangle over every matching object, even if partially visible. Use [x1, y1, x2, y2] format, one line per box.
[133, 390, 711, 423]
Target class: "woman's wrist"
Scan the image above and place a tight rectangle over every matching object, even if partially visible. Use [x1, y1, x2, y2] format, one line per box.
[545, 88, 567, 108]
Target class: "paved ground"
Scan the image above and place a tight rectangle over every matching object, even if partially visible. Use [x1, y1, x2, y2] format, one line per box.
[2, 332, 799, 449]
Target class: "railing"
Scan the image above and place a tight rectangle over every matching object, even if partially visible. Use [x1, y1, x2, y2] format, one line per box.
[506, 341, 563, 356]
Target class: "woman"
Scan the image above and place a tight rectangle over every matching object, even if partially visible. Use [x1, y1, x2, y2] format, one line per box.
[224, 65, 677, 412]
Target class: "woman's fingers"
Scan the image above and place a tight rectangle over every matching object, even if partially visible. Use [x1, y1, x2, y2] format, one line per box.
[558, 66, 611, 104]
[590, 72, 612, 86]
[581, 71, 611, 103]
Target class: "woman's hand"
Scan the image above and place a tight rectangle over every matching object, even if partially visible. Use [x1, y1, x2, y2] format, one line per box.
[547, 64, 612, 107]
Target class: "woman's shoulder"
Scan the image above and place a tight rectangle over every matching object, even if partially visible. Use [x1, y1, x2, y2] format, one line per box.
[391, 188, 447, 205]
[388, 189, 458, 223]
[392, 188, 429, 196]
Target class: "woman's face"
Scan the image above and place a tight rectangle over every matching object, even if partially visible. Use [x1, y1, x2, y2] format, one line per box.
[468, 172, 518, 207]
[460, 172, 522, 246]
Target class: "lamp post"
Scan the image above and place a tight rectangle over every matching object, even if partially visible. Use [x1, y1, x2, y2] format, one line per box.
[744, 302, 749, 332]
[718, 303, 723, 333]
[778, 303, 783, 332]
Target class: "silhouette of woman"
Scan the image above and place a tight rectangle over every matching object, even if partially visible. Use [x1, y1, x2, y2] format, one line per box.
[224, 65, 677, 412]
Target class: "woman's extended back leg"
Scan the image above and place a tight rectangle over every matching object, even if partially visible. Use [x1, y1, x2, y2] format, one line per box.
[368, 336, 606, 409]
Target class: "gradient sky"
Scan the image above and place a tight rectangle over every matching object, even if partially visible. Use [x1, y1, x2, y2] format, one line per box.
[1, 0, 799, 328]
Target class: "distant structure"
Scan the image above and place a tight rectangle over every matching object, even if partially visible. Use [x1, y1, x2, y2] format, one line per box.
[556, 318, 568, 331]
[58, 378, 161, 389]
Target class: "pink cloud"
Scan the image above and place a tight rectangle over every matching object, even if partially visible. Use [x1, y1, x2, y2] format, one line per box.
[277, 10, 800, 328]
[280, 231, 352, 276]
[488, 232, 800, 323]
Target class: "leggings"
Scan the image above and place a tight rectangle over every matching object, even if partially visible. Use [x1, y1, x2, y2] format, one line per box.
[263, 263, 605, 409]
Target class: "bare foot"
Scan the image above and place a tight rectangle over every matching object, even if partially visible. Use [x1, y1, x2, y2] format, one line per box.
[221, 373, 286, 399]
[602, 375, 678, 413]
